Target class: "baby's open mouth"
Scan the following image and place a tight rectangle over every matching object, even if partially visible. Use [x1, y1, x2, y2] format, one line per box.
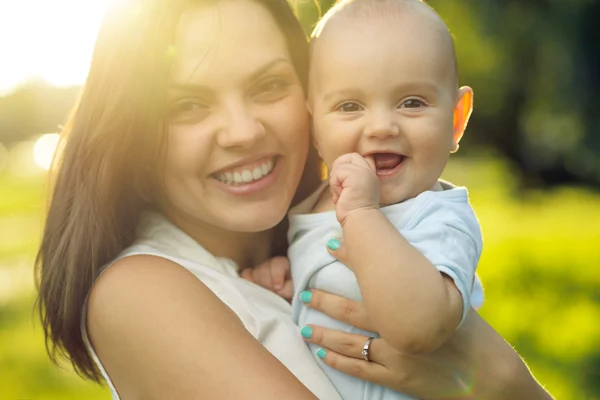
[372, 153, 406, 172]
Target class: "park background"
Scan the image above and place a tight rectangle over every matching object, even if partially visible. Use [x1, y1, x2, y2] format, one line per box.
[0, 0, 599, 398]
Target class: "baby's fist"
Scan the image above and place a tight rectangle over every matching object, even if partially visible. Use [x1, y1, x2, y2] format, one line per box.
[329, 153, 380, 225]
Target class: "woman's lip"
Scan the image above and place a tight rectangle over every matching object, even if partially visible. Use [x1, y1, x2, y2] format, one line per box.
[212, 154, 276, 176]
[375, 157, 406, 178]
[212, 157, 282, 196]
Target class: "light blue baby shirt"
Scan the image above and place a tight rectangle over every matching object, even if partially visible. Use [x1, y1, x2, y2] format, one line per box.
[288, 184, 483, 400]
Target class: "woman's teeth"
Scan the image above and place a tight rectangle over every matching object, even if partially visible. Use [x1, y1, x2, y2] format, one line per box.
[216, 158, 275, 185]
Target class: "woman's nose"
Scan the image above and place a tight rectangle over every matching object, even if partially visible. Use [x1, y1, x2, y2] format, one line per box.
[217, 102, 266, 148]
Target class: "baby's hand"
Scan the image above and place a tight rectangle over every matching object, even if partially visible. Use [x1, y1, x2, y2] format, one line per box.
[329, 153, 380, 225]
[240, 256, 294, 301]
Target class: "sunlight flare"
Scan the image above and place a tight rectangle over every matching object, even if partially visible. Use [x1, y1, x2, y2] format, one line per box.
[33, 134, 60, 170]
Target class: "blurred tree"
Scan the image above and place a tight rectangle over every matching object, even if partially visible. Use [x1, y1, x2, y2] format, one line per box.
[0, 0, 597, 189]
[295, 0, 600, 189]
[0, 82, 79, 144]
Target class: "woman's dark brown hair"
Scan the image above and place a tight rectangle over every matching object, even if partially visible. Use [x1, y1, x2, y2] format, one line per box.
[36, 0, 321, 382]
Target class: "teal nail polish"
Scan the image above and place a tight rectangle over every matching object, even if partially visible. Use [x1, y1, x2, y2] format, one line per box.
[316, 348, 327, 359]
[300, 326, 313, 339]
[327, 238, 341, 251]
[300, 290, 312, 303]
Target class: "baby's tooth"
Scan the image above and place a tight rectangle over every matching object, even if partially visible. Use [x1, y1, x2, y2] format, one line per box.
[261, 163, 269, 175]
[225, 172, 233, 183]
[242, 169, 253, 183]
[252, 167, 262, 180]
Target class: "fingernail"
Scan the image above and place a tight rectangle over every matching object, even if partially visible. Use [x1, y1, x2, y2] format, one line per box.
[316, 348, 327, 359]
[300, 290, 312, 303]
[327, 238, 341, 251]
[300, 326, 313, 339]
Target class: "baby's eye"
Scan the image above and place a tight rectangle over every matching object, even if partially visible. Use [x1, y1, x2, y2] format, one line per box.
[336, 102, 363, 113]
[399, 99, 426, 109]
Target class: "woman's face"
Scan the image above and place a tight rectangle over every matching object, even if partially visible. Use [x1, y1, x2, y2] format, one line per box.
[164, 0, 310, 233]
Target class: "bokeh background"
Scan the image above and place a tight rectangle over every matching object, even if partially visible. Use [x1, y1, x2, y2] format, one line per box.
[1, 0, 599, 399]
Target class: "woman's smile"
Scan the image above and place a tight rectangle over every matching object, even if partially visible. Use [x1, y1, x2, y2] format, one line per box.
[212, 155, 284, 196]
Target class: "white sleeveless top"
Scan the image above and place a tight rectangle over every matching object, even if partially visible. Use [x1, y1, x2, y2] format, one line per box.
[82, 211, 342, 400]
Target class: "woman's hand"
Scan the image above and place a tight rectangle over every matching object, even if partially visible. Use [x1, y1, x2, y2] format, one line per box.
[299, 289, 554, 400]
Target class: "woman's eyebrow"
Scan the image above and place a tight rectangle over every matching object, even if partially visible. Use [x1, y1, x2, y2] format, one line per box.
[246, 57, 293, 82]
[170, 83, 211, 96]
[170, 58, 292, 95]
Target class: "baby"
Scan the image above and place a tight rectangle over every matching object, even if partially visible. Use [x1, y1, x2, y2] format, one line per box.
[244, 0, 482, 399]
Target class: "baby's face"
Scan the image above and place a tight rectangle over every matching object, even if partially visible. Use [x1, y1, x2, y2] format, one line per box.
[309, 12, 460, 205]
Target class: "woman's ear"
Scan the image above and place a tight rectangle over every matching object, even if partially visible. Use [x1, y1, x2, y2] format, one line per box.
[451, 86, 474, 153]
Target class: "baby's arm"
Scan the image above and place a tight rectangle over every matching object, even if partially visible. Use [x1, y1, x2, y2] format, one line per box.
[329, 153, 477, 355]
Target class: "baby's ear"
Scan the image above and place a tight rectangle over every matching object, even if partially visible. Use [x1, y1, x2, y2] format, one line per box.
[451, 86, 474, 153]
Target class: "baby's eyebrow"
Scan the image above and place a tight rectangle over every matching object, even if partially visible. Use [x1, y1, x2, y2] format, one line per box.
[393, 81, 442, 96]
[322, 88, 366, 103]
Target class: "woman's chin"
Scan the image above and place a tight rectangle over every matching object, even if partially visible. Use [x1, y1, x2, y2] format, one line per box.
[220, 203, 289, 233]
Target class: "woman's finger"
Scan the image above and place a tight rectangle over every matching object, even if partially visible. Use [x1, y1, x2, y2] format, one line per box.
[313, 346, 394, 387]
[300, 290, 376, 332]
[302, 324, 385, 365]
[325, 237, 349, 267]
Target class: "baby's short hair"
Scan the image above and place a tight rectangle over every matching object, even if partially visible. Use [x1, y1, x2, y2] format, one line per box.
[309, 0, 458, 86]
[312, 0, 427, 40]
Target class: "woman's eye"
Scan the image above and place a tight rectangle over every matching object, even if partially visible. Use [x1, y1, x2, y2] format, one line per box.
[175, 101, 202, 113]
[400, 99, 425, 109]
[169, 100, 208, 121]
[257, 79, 285, 94]
[337, 102, 363, 112]
[254, 78, 289, 101]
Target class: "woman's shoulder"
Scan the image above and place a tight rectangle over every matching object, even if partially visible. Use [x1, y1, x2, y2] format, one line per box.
[87, 254, 222, 329]
[85, 255, 314, 399]
[88, 254, 246, 326]
[85, 255, 242, 366]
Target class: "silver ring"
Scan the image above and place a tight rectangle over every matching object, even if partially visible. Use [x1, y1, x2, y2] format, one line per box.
[361, 337, 374, 362]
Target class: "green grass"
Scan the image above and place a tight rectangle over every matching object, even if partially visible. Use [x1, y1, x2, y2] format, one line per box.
[444, 158, 600, 400]
[0, 158, 598, 399]
[0, 173, 108, 399]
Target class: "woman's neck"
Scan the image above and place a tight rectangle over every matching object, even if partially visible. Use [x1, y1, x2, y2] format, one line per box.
[164, 210, 275, 270]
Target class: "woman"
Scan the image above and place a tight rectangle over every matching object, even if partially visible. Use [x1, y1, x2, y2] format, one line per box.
[36, 0, 552, 398]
